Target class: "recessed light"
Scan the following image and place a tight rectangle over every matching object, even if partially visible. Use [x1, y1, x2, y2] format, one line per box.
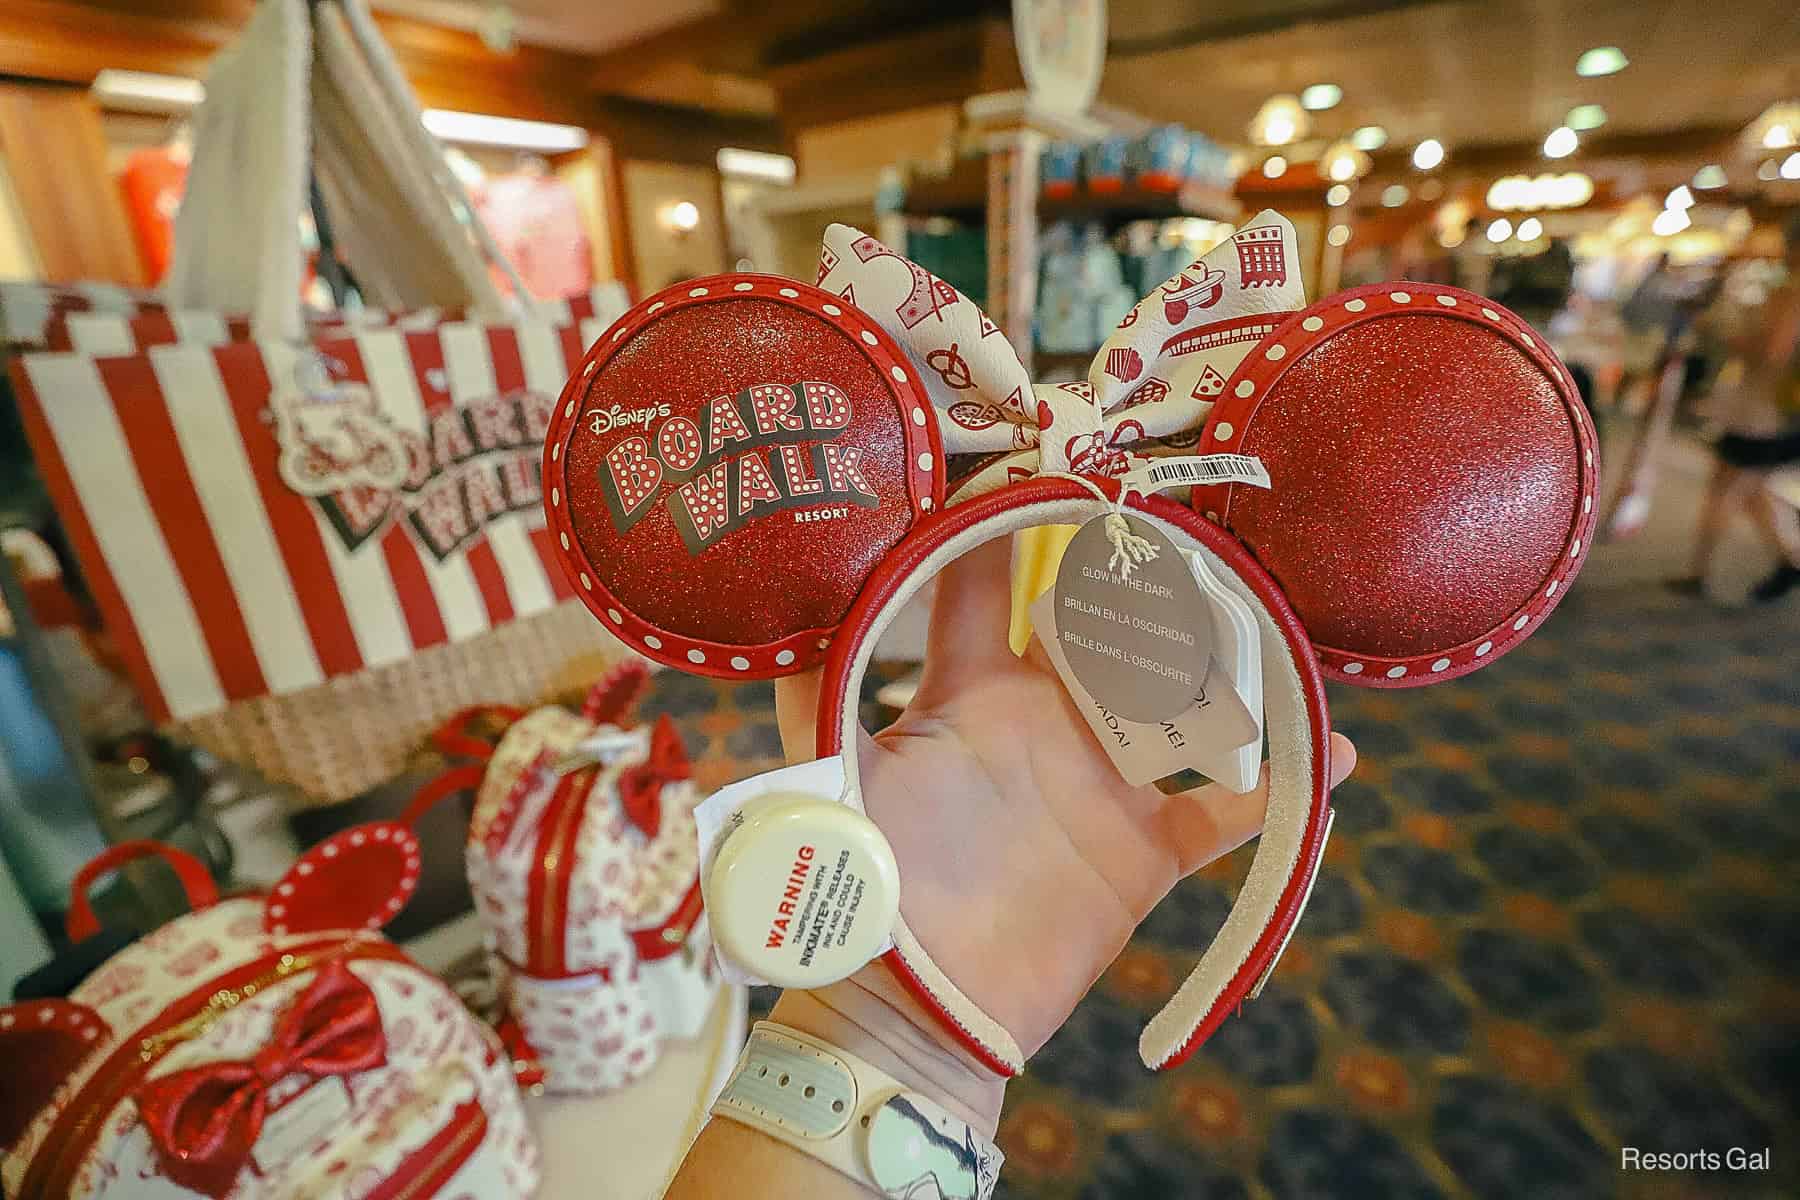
[1783, 151, 1800, 181]
[1651, 208, 1690, 237]
[1543, 126, 1579, 159]
[1301, 84, 1342, 111]
[1692, 164, 1727, 190]
[1486, 218, 1513, 242]
[1764, 123, 1795, 150]
[1665, 185, 1694, 210]
[1326, 183, 1352, 206]
[1327, 223, 1352, 247]
[1575, 46, 1628, 77]
[1758, 159, 1781, 182]
[1263, 155, 1288, 179]
[1381, 184, 1410, 207]
[1411, 139, 1445, 170]
[1351, 125, 1388, 151]
[1567, 104, 1607, 131]
[1516, 217, 1543, 241]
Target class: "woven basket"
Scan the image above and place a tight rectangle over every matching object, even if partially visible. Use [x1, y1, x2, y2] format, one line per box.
[171, 601, 635, 808]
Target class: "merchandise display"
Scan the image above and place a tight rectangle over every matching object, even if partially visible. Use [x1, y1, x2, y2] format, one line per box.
[406, 662, 717, 1095]
[0, 841, 537, 1198]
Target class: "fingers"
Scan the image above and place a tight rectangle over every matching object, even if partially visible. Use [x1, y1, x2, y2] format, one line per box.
[774, 667, 824, 765]
[1162, 732, 1357, 876]
[915, 534, 1021, 704]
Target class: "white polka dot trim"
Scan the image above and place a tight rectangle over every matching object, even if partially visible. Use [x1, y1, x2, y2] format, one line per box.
[1513, 614, 1530, 630]
[560, 532, 570, 550]
[1547, 580, 1559, 596]
[579, 573, 593, 591]
[912, 407, 926, 426]
[731, 656, 750, 670]
[648, 301, 665, 313]
[550, 487, 560, 506]
[1476, 641, 1494, 656]
[687, 648, 706, 664]
[1342, 662, 1364, 674]
[644, 635, 663, 650]
[823, 303, 842, 316]
[1390, 291, 1412, 304]
[779, 288, 799, 298]
[1345, 298, 1367, 312]
[1265, 344, 1287, 361]
[1436, 295, 1458, 307]
[1431, 657, 1451, 672]
[564, 400, 576, 419]
[733, 282, 754, 292]
[1213, 421, 1235, 441]
[860, 330, 878, 345]
[891, 366, 908, 383]
[688, 287, 709, 298]
[1302, 316, 1324, 332]
[606, 608, 622, 623]
[1386, 665, 1407, 678]
[775, 649, 796, 666]
[917, 452, 933, 471]
[1571, 539, 1581, 555]
[921, 496, 934, 511]
[1482, 308, 1499, 320]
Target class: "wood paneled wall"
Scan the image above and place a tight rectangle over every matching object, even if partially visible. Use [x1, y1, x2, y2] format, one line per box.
[0, 82, 144, 285]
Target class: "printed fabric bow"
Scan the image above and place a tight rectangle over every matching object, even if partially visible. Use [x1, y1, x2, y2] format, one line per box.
[617, 714, 690, 839]
[814, 210, 1307, 500]
[134, 961, 386, 1199]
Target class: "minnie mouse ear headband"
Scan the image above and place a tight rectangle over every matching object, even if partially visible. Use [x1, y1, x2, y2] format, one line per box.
[541, 212, 1596, 1073]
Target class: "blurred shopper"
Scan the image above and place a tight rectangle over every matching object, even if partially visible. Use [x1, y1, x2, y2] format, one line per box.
[1494, 237, 1577, 334]
[1669, 215, 1800, 602]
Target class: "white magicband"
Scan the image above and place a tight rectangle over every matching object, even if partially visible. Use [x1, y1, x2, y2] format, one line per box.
[711, 1022, 1002, 1200]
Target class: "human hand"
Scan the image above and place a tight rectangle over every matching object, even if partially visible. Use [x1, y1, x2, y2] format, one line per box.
[772, 534, 1356, 1114]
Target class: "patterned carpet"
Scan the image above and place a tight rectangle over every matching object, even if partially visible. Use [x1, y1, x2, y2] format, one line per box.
[637, 581, 1799, 1200]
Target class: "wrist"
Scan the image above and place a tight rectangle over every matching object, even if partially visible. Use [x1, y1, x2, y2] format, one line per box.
[770, 964, 1009, 1135]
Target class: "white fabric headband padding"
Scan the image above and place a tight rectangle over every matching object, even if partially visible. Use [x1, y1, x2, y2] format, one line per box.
[829, 495, 1324, 1071]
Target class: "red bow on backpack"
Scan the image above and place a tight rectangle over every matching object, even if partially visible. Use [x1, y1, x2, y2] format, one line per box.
[135, 962, 386, 1198]
[616, 714, 690, 839]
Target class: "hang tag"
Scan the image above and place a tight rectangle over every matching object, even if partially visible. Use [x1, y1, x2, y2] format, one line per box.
[693, 757, 898, 988]
[1117, 454, 1271, 499]
[1030, 550, 1264, 792]
[1049, 514, 1215, 724]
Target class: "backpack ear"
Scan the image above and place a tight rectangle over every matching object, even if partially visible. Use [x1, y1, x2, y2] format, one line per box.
[0, 1000, 109, 1148]
[266, 823, 422, 936]
[580, 659, 650, 727]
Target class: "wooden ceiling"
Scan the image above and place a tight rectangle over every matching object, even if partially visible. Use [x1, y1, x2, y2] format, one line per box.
[5, 0, 1795, 173]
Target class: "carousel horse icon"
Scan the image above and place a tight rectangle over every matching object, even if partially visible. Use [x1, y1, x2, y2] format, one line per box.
[272, 352, 410, 497]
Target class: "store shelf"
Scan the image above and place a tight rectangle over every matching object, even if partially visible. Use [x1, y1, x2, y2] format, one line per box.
[902, 156, 1239, 226]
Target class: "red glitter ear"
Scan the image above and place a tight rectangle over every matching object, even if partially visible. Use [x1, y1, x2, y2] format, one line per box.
[266, 823, 421, 936]
[1193, 283, 1596, 687]
[0, 1000, 109, 1146]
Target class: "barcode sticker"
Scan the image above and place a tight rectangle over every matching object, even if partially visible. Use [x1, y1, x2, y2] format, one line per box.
[1119, 454, 1271, 497]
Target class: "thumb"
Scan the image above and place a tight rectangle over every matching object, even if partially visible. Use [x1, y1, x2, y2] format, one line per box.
[774, 667, 825, 765]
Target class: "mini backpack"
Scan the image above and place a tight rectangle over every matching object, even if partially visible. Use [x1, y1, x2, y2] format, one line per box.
[0, 839, 538, 1199]
[407, 661, 717, 1096]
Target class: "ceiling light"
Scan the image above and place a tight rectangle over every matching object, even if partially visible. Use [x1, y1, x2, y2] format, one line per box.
[1412, 139, 1445, 170]
[1351, 125, 1388, 151]
[1263, 155, 1289, 179]
[1327, 223, 1352, 247]
[1784, 152, 1800, 181]
[1252, 95, 1307, 147]
[1759, 159, 1782, 181]
[1326, 183, 1352, 206]
[1665, 185, 1694, 211]
[1486, 172, 1595, 212]
[1576, 46, 1628, 77]
[717, 147, 796, 183]
[1567, 104, 1608, 131]
[1381, 184, 1410, 208]
[662, 200, 701, 233]
[1652, 207, 1690, 237]
[1321, 141, 1370, 183]
[91, 69, 205, 112]
[1762, 122, 1794, 150]
[1486, 218, 1513, 242]
[1301, 84, 1343, 111]
[1543, 126, 1579, 159]
[1692, 164, 1727, 190]
[1516, 217, 1543, 241]
[421, 109, 588, 152]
